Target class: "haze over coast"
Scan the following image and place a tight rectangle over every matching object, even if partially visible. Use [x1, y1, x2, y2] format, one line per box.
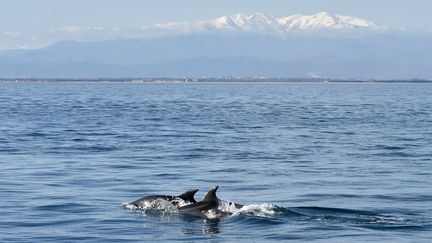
[1, 11, 431, 79]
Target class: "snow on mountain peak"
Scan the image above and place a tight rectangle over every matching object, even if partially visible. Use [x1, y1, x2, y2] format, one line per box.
[277, 11, 376, 30]
[210, 13, 276, 30]
[147, 12, 377, 36]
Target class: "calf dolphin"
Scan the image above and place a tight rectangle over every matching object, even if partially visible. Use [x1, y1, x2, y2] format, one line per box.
[131, 189, 199, 208]
[179, 186, 243, 218]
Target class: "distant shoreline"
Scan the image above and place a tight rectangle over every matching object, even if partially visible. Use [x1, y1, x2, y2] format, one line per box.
[1, 78, 431, 83]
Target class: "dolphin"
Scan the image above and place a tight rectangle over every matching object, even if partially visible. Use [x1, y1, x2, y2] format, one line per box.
[179, 186, 220, 218]
[130, 188, 199, 208]
[179, 186, 244, 218]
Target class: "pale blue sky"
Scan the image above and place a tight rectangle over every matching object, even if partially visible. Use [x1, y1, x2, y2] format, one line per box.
[1, 0, 431, 49]
[1, 0, 432, 30]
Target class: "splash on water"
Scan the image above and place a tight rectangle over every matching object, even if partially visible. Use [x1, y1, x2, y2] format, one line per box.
[124, 198, 176, 212]
[216, 200, 278, 218]
[124, 201, 418, 231]
[124, 199, 280, 220]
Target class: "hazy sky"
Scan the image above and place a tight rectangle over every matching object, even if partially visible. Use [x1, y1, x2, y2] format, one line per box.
[2, 0, 432, 30]
[1, 0, 431, 49]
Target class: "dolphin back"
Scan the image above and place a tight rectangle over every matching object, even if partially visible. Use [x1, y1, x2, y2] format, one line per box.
[177, 189, 199, 203]
[130, 195, 171, 207]
[203, 185, 219, 202]
[178, 186, 220, 218]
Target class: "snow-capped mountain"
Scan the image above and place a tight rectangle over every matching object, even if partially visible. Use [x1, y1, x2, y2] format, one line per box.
[277, 12, 376, 30]
[0, 12, 380, 50]
[3, 11, 431, 79]
[149, 12, 377, 35]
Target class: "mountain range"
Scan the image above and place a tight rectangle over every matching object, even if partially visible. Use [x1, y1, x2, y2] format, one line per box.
[0, 12, 431, 79]
[147, 12, 378, 36]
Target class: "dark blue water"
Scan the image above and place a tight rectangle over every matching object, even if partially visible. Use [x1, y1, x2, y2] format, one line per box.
[1, 82, 431, 242]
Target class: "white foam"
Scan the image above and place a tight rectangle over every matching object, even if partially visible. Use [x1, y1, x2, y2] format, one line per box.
[216, 200, 278, 218]
[125, 199, 278, 219]
[236, 203, 277, 217]
[203, 209, 226, 219]
[123, 202, 138, 210]
[170, 198, 193, 208]
[373, 215, 406, 224]
[217, 200, 242, 214]
[123, 198, 178, 212]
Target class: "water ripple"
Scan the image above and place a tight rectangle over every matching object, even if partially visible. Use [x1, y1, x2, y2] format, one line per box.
[1, 82, 431, 242]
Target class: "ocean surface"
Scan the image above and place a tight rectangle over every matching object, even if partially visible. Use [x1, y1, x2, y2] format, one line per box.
[1, 82, 431, 242]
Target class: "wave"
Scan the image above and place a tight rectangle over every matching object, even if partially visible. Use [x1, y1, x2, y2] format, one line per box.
[123, 200, 430, 233]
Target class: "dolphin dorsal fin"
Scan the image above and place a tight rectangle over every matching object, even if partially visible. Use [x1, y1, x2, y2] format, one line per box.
[202, 185, 219, 202]
[178, 189, 199, 203]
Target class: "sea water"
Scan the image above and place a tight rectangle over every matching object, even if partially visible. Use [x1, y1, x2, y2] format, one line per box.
[0, 82, 431, 242]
